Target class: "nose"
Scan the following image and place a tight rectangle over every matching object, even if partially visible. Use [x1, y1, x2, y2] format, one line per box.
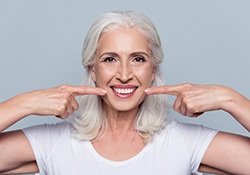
[116, 61, 133, 83]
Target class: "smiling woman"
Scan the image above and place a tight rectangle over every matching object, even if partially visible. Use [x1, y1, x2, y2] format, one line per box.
[76, 12, 167, 143]
[0, 11, 250, 175]
[90, 27, 157, 140]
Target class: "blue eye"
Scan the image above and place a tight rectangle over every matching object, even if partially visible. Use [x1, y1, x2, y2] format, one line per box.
[103, 57, 116, 62]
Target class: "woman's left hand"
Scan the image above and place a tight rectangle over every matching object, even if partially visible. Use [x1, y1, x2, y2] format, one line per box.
[146, 83, 250, 174]
[145, 83, 236, 117]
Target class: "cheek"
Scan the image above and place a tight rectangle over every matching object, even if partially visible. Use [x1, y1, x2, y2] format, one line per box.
[135, 67, 155, 86]
[94, 66, 115, 86]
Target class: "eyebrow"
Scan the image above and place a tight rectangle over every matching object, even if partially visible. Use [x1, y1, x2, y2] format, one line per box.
[99, 52, 118, 59]
[98, 52, 150, 59]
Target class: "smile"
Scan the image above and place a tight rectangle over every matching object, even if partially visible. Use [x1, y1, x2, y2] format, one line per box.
[111, 86, 138, 96]
[113, 87, 136, 94]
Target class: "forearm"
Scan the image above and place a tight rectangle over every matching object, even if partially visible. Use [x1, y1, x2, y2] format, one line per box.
[0, 85, 93, 132]
[221, 87, 250, 132]
[0, 94, 31, 132]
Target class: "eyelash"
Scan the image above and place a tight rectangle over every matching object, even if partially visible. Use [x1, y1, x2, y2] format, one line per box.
[102, 56, 146, 63]
[103, 57, 116, 62]
[133, 56, 146, 62]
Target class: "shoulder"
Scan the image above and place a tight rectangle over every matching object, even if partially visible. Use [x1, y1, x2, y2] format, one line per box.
[21, 121, 76, 174]
[153, 120, 218, 173]
[23, 120, 73, 132]
[156, 120, 218, 148]
[22, 120, 74, 144]
[162, 120, 217, 135]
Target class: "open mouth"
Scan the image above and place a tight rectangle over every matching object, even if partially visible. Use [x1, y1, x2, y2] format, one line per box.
[111, 86, 138, 95]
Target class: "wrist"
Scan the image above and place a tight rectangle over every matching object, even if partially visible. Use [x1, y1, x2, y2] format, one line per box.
[220, 86, 248, 115]
[5, 93, 33, 119]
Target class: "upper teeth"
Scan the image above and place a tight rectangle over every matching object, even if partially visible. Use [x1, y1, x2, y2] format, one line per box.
[113, 88, 136, 94]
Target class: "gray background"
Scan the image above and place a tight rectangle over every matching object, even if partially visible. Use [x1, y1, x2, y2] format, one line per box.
[0, 0, 250, 174]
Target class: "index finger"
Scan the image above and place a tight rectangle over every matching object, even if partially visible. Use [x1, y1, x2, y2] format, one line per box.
[145, 85, 184, 96]
[66, 85, 107, 96]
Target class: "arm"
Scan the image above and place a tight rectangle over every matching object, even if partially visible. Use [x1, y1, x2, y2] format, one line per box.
[1, 161, 38, 175]
[199, 164, 232, 175]
[0, 130, 38, 174]
[0, 85, 107, 173]
[201, 131, 250, 174]
[145, 83, 250, 174]
[145, 83, 250, 131]
[0, 85, 107, 132]
[220, 86, 250, 132]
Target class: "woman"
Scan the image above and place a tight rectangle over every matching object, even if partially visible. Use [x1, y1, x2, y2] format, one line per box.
[0, 11, 249, 175]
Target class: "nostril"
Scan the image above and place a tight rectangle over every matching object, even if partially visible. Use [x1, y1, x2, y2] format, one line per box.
[116, 66, 133, 83]
[116, 74, 133, 83]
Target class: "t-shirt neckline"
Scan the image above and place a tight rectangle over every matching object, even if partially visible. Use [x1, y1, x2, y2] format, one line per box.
[86, 140, 151, 166]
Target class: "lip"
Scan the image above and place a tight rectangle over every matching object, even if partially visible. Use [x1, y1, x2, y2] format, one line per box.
[110, 85, 138, 98]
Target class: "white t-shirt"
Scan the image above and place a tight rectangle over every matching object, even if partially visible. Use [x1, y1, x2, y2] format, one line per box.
[22, 120, 218, 175]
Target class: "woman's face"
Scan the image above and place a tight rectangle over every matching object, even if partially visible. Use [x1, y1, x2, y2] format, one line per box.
[91, 27, 155, 112]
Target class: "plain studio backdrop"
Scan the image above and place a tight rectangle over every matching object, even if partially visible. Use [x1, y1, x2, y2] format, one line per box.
[0, 1, 250, 174]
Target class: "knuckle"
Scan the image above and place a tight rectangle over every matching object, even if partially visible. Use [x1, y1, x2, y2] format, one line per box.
[187, 104, 195, 113]
[61, 98, 69, 105]
[181, 83, 194, 92]
[60, 84, 69, 89]
[57, 84, 70, 92]
[186, 103, 198, 114]
[182, 93, 189, 105]
[55, 105, 66, 115]
[179, 91, 186, 98]
[183, 83, 193, 88]
[62, 92, 72, 100]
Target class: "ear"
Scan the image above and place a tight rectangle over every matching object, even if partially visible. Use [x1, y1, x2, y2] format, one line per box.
[90, 66, 96, 82]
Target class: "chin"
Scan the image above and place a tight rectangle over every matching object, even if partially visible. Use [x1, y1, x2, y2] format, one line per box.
[102, 99, 138, 111]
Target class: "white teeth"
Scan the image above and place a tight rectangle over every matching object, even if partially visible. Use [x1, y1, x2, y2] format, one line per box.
[113, 88, 136, 94]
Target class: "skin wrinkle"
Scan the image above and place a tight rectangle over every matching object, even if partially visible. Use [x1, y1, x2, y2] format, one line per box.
[90, 27, 154, 161]
[1, 11, 250, 175]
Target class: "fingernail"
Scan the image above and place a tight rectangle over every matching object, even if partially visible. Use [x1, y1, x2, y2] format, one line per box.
[101, 89, 107, 94]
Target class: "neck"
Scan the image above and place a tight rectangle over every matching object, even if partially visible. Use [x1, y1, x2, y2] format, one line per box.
[103, 103, 140, 132]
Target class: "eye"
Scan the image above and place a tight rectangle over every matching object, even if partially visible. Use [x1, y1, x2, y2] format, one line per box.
[133, 56, 146, 62]
[103, 57, 116, 62]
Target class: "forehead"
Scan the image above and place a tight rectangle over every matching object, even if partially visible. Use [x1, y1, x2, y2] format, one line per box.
[96, 27, 150, 54]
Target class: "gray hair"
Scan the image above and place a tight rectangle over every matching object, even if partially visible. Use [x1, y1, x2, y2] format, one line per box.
[73, 11, 168, 142]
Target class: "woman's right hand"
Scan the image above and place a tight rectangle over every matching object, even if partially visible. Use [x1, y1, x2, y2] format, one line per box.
[0, 85, 107, 173]
[17, 84, 107, 119]
[0, 85, 107, 132]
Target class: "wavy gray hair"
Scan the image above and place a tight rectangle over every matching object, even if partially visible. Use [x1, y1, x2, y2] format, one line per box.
[73, 11, 168, 142]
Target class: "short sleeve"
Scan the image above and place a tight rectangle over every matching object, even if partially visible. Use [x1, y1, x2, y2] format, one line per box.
[173, 121, 218, 174]
[22, 121, 71, 174]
